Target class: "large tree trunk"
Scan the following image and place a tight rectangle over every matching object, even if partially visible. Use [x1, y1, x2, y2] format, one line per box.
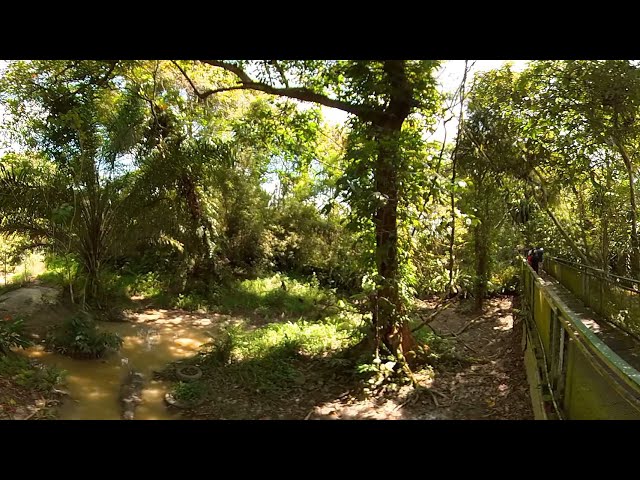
[371, 61, 416, 358]
[447, 156, 457, 296]
[473, 224, 488, 311]
[373, 128, 408, 355]
[371, 128, 418, 360]
[190, 59, 424, 360]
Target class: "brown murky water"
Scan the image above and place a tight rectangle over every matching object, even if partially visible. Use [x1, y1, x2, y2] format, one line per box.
[23, 309, 221, 420]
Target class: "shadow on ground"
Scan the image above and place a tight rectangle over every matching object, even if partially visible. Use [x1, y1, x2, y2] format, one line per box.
[402, 295, 533, 420]
[8, 280, 533, 420]
[168, 295, 533, 420]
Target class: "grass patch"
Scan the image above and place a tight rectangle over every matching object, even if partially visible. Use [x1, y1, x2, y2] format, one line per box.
[38, 254, 345, 321]
[171, 381, 207, 404]
[159, 309, 367, 419]
[115, 271, 346, 322]
[411, 328, 460, 365]
[208, 274, 341, 319]
[139, 273, 340, 317]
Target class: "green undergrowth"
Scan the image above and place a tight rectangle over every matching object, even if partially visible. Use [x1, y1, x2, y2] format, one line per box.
[146, 273, 342, 320]
[0, 354, 66, 392]
[0, 316, 32, 354]
[172, 381, 207, 404]
[411, 328, 459, 365]
[161, 310, 368, 413]
[45, 313, 123, 359]
[160, 310, 471, 418]
[38, 256, 346, 322]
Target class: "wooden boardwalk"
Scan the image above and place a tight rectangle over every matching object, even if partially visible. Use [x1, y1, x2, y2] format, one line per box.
[539, 271, 640, 371]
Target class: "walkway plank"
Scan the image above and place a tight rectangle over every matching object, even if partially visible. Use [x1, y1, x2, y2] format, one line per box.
[539, 273, 640, 371]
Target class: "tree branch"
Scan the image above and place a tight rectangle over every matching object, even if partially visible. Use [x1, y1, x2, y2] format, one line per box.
[270, 60, 289, 88]
[171, 61, 246, 100]
[197, 60, 384, 123]
[200, 60, 253, 83]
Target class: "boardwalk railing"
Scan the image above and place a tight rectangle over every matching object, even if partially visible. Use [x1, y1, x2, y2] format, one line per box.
[521, 258, 640, 419]
[544, 256, 640, 339]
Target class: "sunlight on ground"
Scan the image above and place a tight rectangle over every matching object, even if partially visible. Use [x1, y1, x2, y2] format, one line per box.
[582, 318, 602, 333]
[493, 313, 514, 332]
[311, 370, 438, 420]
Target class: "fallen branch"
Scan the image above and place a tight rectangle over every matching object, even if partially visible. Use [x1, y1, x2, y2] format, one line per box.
[458, 340, 480, 355]
[454, 315, 483, 336]
[430, 389, 447, 399]
[22, 398, 57, 420]
[23, 410, 38, 421]
[395, 387, 447, 412]
[428, 389, 439, 408]
[425, 323, 440, 336]
[394, 395, 415, 411]
[411, 300, 454, 333]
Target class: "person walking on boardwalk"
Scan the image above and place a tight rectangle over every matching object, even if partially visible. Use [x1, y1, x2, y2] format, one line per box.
[528, 247, 544, 274]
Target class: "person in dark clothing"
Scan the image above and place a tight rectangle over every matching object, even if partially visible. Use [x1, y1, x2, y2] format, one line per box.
[528, 247, 544, 274]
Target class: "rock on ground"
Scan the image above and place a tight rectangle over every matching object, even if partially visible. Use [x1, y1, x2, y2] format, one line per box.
[0, 286, 60, 317]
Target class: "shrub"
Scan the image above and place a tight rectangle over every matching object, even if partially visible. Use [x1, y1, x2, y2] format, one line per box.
[198, 329, 236, 366]
[172, 381, 206, 403]
[0, 317, 33, 355]
[174, 292, 208, 311]
[46, 313, 123, 359]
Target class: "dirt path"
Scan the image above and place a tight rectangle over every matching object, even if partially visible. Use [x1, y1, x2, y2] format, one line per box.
[306, 296, 533, 420]
[183, 295, 533, 420]
[419, 296, 533, 419]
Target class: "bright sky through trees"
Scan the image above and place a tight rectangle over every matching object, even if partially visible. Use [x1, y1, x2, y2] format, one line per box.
[320, 60, 531, 141]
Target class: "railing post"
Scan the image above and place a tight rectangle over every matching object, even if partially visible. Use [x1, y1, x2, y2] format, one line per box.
[531, 266, 535, 312]
[555, 321, 568, 408]
[600, 277, 604, 317]
[550, 307, 559, 386]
